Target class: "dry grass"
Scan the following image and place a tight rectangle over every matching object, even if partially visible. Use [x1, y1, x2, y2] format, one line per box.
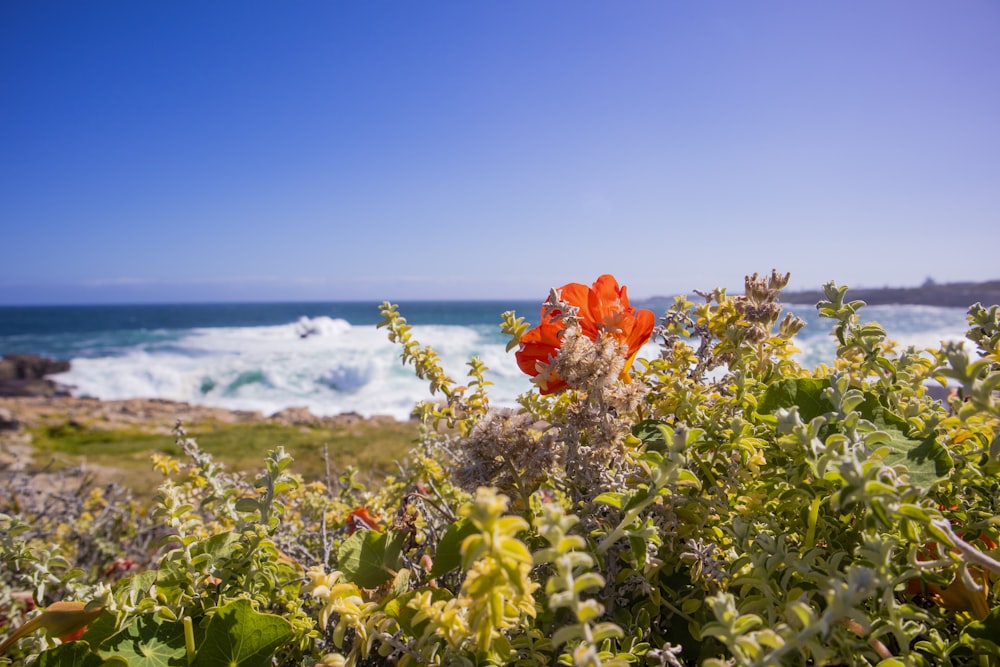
[24, 418, 421, 499]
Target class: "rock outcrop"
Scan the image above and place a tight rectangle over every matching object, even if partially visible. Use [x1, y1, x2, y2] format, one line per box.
[0, 355, 71, 397]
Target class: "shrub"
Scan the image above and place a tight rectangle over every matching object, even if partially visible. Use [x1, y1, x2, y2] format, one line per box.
[2, 271, 999, 666]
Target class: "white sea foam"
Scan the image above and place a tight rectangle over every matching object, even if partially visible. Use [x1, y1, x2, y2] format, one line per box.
[50, 306, 975, 420]
[53, 318, 530, 420]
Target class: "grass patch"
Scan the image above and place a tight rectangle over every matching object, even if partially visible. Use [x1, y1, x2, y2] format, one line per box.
[28, 418, 421, 498]
[187, 421, 420, 479]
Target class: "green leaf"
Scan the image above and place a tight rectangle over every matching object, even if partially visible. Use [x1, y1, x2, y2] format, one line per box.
[960, 604, 1000, 653]
[234, 498, 260, 514]
[895, 503, 933, 523]
[382, 587, 453, 636]
[757, 378, 831, 423]
[191, 600, 292, 667]
[32, 642, 109, 667]
[856, 393, 912, 432]
[628, 534, 647, 569]
[99, 616, 187, 667]
[338, 530, 406, 588]
[429, 519, 477, 578]
[593, 492, 624, 510]
[591, 621, 624, 643]
[192, 531, 241, 560]
[632, 419, 668, 452]
[858, 393, 952, 486]
[879, 432, 952, 488]
[78, 611, 121, 651]
[552, 622, 584, 648]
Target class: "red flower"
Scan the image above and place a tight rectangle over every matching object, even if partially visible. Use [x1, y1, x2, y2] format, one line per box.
[346, 507, 381, 535]
[516, 274, 655, 394]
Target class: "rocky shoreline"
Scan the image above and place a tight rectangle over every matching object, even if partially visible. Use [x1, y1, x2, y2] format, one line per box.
[0, 353, 399, 429]
[0, 394, 397, 434]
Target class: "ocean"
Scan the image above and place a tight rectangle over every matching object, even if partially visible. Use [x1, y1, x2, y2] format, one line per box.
[0, 300, 976, 420]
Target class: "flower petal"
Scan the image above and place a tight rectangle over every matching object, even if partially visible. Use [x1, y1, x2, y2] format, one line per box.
[624, 308, 656, 357]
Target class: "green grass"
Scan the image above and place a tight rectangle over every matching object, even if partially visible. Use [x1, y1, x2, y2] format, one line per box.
[28, 418, 421, 497]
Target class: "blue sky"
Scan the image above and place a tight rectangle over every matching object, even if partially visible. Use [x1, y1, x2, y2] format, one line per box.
[1, 1, 997, 305]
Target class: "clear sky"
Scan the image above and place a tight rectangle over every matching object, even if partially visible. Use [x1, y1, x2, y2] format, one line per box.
[1, 1, 997, 305]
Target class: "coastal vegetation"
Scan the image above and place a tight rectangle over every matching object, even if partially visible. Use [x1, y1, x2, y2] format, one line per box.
[2, 271, 1000, 666]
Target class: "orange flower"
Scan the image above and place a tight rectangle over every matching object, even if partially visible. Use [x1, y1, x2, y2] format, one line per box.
[516, 274, 655, 394]
[346, 507, 382, 535]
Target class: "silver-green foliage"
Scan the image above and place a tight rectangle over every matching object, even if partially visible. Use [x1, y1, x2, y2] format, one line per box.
[2, 273, 999, 666]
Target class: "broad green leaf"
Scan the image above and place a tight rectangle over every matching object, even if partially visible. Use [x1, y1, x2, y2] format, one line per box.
[879, 432, 952, 488]
[192, 531, 240, 560]
[191, 600, 292, 667]
[859, 394, 952, 486]
[428, 519, 477, 578]
[338, 529, 405, 588]
[622, 487, 654, 514]
[99, 615, 187, 667]
[124, 570, 158, 600]
[757, 378, 831, 423]
[32, 642, 107, 667]
[78, 611, 121, 652]
[499, 541, 532, 566]
[856, 393, 910, 432]
[676, 469, 702, 489]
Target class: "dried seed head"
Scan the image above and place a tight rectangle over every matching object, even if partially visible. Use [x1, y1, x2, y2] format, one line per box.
[779, 312, 806, 339]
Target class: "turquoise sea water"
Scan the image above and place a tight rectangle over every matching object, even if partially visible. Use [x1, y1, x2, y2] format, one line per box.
[0, 300, 974, 419]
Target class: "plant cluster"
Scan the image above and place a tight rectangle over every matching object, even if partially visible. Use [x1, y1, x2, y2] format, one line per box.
[2, 270, 1000, 666]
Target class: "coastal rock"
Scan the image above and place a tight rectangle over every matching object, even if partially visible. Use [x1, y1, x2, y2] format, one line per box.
[0, 354, 71, 381]
[0, 355, 72, 398]
[0, 396, 265, 436]
[267, 406, 399, 427]
[0, 407, 19, 431]
[270, 406, 320, 427]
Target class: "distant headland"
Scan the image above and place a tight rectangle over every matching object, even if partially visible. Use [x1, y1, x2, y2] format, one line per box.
[779, 279, 1000, 308]
[638, 279, 1000, 311]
